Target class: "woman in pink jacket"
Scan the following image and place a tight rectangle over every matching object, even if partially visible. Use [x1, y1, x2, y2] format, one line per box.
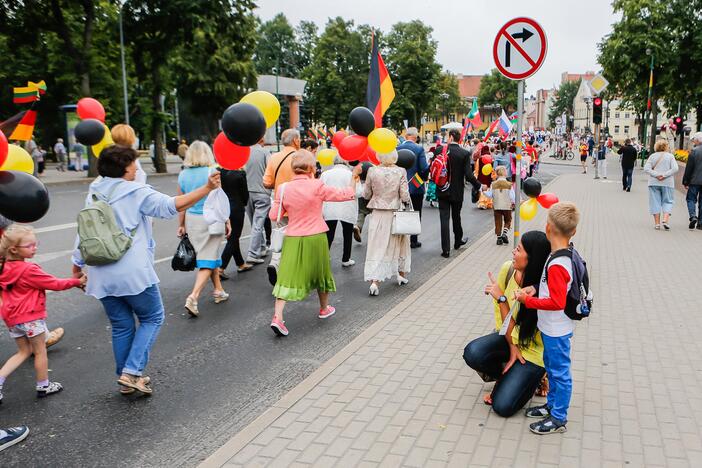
[269, 150, 361, 336]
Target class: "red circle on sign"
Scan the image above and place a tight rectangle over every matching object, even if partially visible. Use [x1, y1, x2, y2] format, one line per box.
[493, 17, 547, 80]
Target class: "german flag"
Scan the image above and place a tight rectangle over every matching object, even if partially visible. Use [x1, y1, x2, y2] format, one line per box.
[366, 32, 395, 127]
[9, 110, 37, 141]
[13, 86, 39, 104]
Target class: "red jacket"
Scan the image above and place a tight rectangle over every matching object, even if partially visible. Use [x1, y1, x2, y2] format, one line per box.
[0, 261, 80, 327]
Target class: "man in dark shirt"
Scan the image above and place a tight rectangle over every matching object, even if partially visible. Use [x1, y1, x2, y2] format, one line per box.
[683, 132, 702, 230]
[617, 138, 638, 192]
[436, 129, 482, 258]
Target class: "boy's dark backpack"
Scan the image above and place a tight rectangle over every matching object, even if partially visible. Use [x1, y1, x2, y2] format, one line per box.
[545, 244, 593, 320]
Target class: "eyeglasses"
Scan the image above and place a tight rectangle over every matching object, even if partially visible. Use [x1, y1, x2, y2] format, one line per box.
[16, 241, 39, 249]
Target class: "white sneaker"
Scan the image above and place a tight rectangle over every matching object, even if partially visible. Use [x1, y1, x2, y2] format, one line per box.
[247, 257, 265, 264]
[341, 259, 356, 267]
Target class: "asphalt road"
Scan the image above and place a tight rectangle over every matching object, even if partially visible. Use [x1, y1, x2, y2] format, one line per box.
[0, 163, 572, 467]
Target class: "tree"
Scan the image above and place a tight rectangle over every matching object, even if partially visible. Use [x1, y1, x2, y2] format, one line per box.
[294, 21, 318, 73]
[254, 13, 299, 76]
[383, 21, 441, 128]
[548, 79, 580, 128]
[431, 72, 464, 124]
[478, 68, 518, 113]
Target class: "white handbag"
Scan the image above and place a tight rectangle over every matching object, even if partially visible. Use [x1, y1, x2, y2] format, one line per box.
[391, 203, 422, 235]
[270, 183, 287, 253]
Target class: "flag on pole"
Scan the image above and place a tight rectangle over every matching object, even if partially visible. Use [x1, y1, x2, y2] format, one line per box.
[9, 110, 37, 141]
[307, 129, 316, 140]
[468, 99, 482, 128]
[410, 172, 424, 188]
[498, 110, 513, 139]
[13, 86, 40, 104]
[460, 119, 472, 144]
[366, 31, 395, 127]
[28, 80, 47, 95]
[482, 119, 499, 142]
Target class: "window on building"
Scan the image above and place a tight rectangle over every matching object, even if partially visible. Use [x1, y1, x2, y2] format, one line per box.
[614, 125, 620, 133]
[624, 112, 630, 119]
[615, 112, 620, 119]
[624, 125, 630, 134]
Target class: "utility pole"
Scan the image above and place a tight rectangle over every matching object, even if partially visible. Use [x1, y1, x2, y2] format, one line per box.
[119, 4, 129, 124]
[514, 80, 524, 246]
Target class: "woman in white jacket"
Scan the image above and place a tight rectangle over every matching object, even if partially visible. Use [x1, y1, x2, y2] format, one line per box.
[321, 157, 360, 266]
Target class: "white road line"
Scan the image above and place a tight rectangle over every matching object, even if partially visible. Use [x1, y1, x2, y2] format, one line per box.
[35, 222, 78, 234]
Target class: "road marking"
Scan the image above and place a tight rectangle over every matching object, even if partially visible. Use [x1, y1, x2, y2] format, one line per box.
[35, 222, 78, 234]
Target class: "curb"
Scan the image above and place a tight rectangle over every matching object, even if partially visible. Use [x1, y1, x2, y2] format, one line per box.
[42, 170, 178, 187]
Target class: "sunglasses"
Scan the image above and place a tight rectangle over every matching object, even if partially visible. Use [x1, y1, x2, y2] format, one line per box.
[16, 241, 39, 249]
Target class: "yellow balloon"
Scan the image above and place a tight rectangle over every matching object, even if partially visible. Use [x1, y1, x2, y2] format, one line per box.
[317, 148, 336, 166]
[519, 198, 539, 221]
[367, 128, 398, 154]
[0, 145, 34, 174]
[481, 163, 493, 176]
[91, 124, 114, 158]
[240, 91, 281, 128]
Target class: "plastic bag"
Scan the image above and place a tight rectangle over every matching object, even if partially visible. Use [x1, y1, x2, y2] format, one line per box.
[203, 187, 230, 225]
[171, 234, 197, 271]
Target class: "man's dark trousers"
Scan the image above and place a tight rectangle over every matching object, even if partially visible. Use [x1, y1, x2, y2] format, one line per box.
[410, 193, 424, 245]
[439, 198, 463, 253]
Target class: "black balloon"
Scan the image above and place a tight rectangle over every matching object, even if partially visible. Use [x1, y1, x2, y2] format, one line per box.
[221, 103, 266, 146]
[0, 171, 50, 223]
[349, 107, 376, 137]
[396, 149, 417, 169]
[523, 178, 542, 198]
[74, 118, 105, 146]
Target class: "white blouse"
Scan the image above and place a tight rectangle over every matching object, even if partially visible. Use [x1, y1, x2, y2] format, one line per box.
[320, 165, 360, 224]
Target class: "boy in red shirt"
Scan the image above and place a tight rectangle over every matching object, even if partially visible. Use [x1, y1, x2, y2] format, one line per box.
[515, 202, 580, 434]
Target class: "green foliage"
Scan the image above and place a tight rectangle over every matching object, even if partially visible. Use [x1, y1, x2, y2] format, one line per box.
[548, 79, 580, 128]
[432, 72, 465, 123]
[478, 69, 518, 113]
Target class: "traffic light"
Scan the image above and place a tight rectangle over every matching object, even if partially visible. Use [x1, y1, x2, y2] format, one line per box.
[674, 116, 684, 135]
[592, 97, 603, 124]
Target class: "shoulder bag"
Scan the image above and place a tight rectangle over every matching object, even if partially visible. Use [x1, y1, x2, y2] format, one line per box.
[391, 202, 422, 236]
[269, 183, 287, 253]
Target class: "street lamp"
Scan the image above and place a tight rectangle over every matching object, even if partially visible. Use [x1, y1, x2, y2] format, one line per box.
[641, 47, 655, 166]
[118, 1, 129, 124]
[584, 97, 592, 133]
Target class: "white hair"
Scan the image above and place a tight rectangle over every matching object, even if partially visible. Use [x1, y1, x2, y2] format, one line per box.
[406, 127, 418, 137]
[281, 129, 300, 146]
[377, 150, 398, 166]
[184, 140, 215, 167]
[692, 132, 702, 144]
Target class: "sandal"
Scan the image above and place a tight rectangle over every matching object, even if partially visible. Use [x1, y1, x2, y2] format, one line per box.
[237, 264, 253, 273]
[654, 224, 661, 230]
[118, 374, 152, 394]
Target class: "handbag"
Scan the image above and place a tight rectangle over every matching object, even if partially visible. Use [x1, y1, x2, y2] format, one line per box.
[269, 183, 287, 253]
[391, 202, 422, 235]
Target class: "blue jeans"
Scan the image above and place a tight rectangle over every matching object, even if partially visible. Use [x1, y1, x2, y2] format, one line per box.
[686, 185, 702, 220]
[99, 285, 165, 377]
[622, 167, 633, 190]
[542, 333, 573, 423]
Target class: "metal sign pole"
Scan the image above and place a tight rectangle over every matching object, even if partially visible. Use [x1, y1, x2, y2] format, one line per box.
[594, 122, 600, 179]
[514, 80, 524, 247]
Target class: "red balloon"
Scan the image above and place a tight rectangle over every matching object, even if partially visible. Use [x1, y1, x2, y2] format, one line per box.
[338, 135, 368, 161]
[359, 145, 378, 164]
[0, 129, 8, 167]
[481, 155, 493, 165]
[331, 130, 347, 148]
[537, 192, 559, 209]
[77, 97, 106, 122]
[214, 132, 251, 170]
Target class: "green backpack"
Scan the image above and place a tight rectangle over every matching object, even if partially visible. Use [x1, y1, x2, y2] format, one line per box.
[77, 185, 136, 266]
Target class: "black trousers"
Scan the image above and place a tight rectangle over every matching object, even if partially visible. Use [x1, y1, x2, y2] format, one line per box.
[622, 167, 633, 190]
[221, 207, 245, 269]
[463, 333, 545, 417]
[326, 220, 353, 262]
[410, 193, 424, 244]
[438, 198, 463, 253]
[264, 217, 272, 247]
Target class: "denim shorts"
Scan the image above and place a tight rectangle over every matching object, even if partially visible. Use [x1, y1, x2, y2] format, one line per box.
[8, 319, 48, 339]
[648, 185, 675, 215]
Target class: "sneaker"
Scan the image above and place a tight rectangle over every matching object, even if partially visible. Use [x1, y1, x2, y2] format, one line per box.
[247, 257, 265, 264]
[36, 381, 63, 398]
[213, 290, 229, 304]
[689, 217, 698, 230]
[353, 226, 362, 243]
[185, 296, 199, 317]
[267, 266, 278, 286]
[525, 403, 551, 418]
[697, 224, 702, 231]
[501, 234, 509, 245]
[46, 327, 65, 349]
[341, 259, 356, 267]
[454, 238, 468, 250]
[270, 316, 288, 336]
[0, 426, 29, 452]
[663, 223, 670, 231]
[318, 305, 336, 319]
[496, 237, 504, 245]
[626, 187, 631, 192]
[529, 416, 567, 435]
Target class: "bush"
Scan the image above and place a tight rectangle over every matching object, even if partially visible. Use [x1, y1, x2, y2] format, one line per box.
[674, 149, 688, 163]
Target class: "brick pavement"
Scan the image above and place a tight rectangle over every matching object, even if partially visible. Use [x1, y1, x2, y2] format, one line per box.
[201, 164, 702, 468]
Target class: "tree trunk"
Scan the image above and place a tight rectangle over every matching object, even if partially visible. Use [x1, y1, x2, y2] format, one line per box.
[151, 65, 167, 173]
[649, 94, 658, 154]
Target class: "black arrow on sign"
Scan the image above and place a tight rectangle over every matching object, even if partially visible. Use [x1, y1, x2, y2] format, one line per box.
[504, 28, 534, 67]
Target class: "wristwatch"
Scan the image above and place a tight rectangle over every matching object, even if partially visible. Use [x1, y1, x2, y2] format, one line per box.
[498, 295, 508, 304]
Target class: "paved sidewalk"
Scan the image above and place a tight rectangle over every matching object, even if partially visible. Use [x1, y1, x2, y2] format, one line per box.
[202, 165, 702, 468]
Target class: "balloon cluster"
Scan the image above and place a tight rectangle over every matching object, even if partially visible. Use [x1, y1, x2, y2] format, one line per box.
[216, 91, 280, 170]
[0, 129, 50, 223]
[480, 153, 494, 176]
[74, 97, 112, 157]
[519, 178, 559, 221]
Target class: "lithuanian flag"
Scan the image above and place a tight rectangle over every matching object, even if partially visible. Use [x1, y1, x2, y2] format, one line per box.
[366, 32, 395, 127]
[13, 86, 39, 104]
[28, 80, 47, 95]
[410, 172, 424, 189]
[9, 110, 37, 141]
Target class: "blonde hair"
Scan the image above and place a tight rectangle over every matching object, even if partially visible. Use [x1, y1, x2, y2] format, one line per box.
[548, 202, 580, 237]
[654, 139, 669, 153]
[291, 150, 316, 174]
[0, 225, 34, 261]
[111, 124, 137, 147]
[377, 150, 398, 166]
[184, 140, 215, 168]
[495, 166, 507, 177]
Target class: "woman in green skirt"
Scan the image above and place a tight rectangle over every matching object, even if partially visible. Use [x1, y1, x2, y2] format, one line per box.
[269, 150, 362, 336]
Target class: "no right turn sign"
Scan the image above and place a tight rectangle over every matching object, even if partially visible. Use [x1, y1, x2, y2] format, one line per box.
[493, 17, 547, 80]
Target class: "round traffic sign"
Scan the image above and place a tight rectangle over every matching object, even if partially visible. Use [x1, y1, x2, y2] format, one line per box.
[493, 17, 547, 80]
[555, 117, 562, 125]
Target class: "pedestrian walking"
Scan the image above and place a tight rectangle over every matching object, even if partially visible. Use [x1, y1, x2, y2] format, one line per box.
[579, 141, 588, 174]
[363, 150, 412, 296]
[73, 142, 85, 171]
[476, 145, 494, 210]
[438, 129, 482, 258]
[485, 166, 515, 245]
[683, 132, 702, 230]
[268, 150, 361, 337]
[262, 129, 300, 286]
[321, 156, 359, 267]
[595, 142, 607, 179]
[53, 138, 66, 172]
[494, 142, 512, 178]
[463, 230, 551, 416]
[244, 139, 272, 264]
[644, 139, 679, 230]
[353, 172, 372, 243]
[0, 225, 87, 403]
[72, 144, 221, 394]
[397, 127, 429, 248]
[618, 138, 637, 192]
[177, 139, 189, 161]
[25, 139, 38, 177]
[219, 168, 252, 278]
[111, 124, 148, 184]
[178, 141, 230, 316]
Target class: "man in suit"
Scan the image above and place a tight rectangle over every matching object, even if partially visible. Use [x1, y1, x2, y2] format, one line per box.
[437, 129, 482, 258]
[397, 127, 429, 248]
